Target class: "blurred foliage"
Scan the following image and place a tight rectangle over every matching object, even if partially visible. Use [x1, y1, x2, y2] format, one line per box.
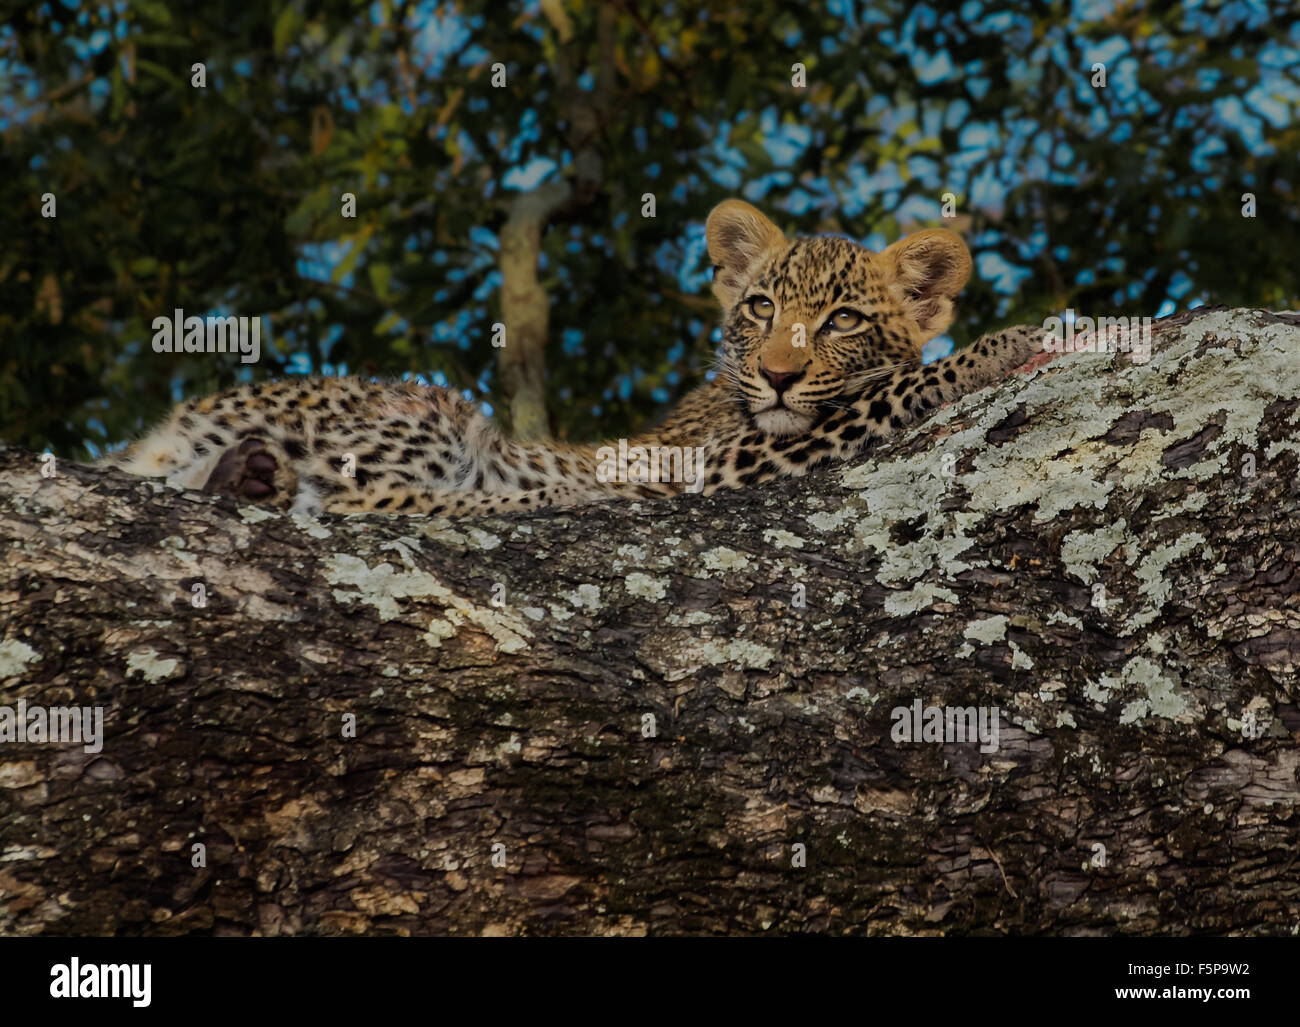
[2, 0, 1298, 457]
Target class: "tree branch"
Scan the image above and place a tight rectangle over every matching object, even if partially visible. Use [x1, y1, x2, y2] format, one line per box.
[2, 308, 1298, 936]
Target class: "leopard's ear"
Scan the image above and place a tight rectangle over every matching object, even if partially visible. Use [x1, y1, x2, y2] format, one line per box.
[881, 229, 972, 338]
[706, 200, 786, 309]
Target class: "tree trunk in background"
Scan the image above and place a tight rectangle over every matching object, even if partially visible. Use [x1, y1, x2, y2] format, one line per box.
[496, 4, 615, 440]
[1, 307, 1298, 936]
[498, 181, 570, 440]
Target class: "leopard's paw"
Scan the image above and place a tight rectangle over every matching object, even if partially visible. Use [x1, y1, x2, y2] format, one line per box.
[999, 324, 1054, 372]
[203, 437, 297, 509]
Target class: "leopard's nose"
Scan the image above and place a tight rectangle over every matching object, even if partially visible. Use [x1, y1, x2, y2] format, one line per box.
[759, 366, 805, 394]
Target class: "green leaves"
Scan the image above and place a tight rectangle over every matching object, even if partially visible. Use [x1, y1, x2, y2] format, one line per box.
[5, 0, 1299, 458]
[273, 4, 302, 54]
[368, 262, 393, 302]
[128, 0, 174, 26]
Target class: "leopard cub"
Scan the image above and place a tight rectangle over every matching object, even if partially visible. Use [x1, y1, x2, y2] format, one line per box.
[102, 199, 1045, 516]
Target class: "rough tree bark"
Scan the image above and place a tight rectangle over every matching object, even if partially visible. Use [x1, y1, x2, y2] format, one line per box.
[1, 307, 1298, 937]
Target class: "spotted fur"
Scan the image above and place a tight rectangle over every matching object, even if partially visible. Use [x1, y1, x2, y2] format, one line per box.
[102, 200, 1044, 516]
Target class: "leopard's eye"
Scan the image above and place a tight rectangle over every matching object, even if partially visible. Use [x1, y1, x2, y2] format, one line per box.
[746, 295, 775, 321]
[829, 308, 864, 332]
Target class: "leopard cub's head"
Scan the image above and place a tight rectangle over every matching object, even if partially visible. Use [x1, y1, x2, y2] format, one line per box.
[706, 199, 972, 437]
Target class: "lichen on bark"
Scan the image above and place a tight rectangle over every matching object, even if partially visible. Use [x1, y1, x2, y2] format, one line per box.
[0, 307, 1298, 936]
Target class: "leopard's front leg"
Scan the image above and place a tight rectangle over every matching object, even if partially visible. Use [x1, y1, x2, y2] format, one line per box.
[845, 323, 1046, 435]
[807, 323, 1049, 464]
[696, 324, 1046, 492]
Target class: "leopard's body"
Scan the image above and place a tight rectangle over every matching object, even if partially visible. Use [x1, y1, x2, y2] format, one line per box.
[102, 200, 1045, 516]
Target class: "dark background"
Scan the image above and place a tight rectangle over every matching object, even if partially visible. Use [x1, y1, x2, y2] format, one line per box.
[3, 0, 1298, 455]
